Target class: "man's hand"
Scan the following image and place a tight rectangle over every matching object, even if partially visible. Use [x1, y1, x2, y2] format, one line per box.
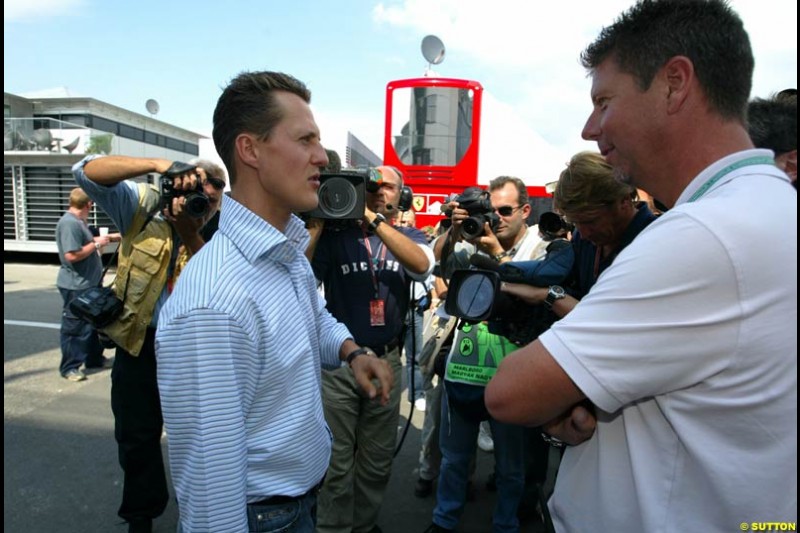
[163, 195, 206, 238]
[162, 165, 208, 246]
[472, 222, 504, 258]
[350, 352, 394, 405]
[93, 235, 111, 249]
[541, 401, 597, 446]
[446, 202, 468, 240]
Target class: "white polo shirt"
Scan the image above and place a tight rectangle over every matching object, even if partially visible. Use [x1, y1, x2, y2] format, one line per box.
[540, 149, 797, 532]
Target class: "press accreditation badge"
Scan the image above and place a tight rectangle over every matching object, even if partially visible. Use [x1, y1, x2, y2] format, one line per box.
[370, 299, 386, 326]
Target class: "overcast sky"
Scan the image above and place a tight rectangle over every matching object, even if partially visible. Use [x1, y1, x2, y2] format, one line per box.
[5, 0, 797, 184]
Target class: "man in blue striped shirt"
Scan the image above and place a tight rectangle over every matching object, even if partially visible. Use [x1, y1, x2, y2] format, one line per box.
[156, 71, 394, 533]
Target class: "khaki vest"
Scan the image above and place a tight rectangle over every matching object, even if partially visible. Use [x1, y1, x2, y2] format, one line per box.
[102, 183, 173, 356]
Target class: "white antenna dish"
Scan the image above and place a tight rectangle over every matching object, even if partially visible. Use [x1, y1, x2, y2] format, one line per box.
[145, 99, 160, 116]
[421, 35, 446, 67]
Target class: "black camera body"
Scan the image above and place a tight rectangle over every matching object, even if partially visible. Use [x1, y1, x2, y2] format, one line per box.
[305, 170, 368, 220]
[303, 168, 415, 221]
[443, 187, 500, 240]
[444, 242, 574, 345]
[160, 162, 209, 218]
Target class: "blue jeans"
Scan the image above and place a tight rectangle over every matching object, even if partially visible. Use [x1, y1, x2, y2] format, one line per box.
[433, 386, 526, 532]
[59, 287, 104, 375]
[247, 492, 318, 533]
[177, 492, 317, 533]
[405, 306, 425, 401]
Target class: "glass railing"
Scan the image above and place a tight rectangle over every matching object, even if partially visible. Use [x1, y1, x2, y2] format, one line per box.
[3, 117, 120, 155]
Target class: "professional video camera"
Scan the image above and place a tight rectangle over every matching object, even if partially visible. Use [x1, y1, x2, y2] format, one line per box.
[442, 187, 500, 240]
[304, 167, 415, 221]
[160, 161, 210, 218]
[305, 169, 370, 220]
[444, 241, 574, 345]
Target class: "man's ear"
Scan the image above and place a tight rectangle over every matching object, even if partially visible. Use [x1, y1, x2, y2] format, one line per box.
[662, 56, 693, 115]
[235, 133, 260, 170]
[776, 149, 797, 180]
[521, 202, 532, 219]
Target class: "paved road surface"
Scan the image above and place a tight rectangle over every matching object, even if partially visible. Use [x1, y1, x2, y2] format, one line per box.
[4, 257, 550, 533]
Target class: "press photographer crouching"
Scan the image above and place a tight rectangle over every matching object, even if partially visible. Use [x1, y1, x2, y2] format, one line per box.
[425, 176, 543, 533]
[72, 154, 225, 533]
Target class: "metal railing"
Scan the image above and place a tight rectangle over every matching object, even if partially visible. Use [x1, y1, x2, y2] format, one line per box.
[4, 117, 120, 156]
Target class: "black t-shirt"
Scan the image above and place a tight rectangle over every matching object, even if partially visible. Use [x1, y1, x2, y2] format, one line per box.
[312, 223, 428, 350]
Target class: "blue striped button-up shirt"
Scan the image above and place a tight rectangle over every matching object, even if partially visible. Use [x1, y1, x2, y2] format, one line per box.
[156, 195, 351, 532]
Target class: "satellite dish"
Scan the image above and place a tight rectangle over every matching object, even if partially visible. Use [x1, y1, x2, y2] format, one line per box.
[145, 99, 160, 116]
[421, 35, 446, 66]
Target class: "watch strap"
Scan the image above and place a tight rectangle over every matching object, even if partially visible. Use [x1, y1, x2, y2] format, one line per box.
[367, 213, 386, 232]
[544, 285, 565, 309]
[345, 347, 371, 366]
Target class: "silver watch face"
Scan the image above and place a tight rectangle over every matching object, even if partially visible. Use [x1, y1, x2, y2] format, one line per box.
[549, 285, 566, 299]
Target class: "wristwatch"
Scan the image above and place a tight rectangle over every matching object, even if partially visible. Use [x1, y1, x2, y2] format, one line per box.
[367, 213, 386, 232]
[544, 285, 566, 309]
[492, 250, 512, 262]
[541, 432, 566, 448]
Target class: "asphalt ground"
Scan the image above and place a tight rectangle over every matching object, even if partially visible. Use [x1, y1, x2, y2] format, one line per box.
[4, 255, 549, 533]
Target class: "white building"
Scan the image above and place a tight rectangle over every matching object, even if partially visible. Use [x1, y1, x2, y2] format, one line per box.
[4, 89, 205, 253]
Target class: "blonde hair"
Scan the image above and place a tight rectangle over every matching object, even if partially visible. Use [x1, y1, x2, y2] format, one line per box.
[554, 151, 636, 214]
[69, 188, 91, 209]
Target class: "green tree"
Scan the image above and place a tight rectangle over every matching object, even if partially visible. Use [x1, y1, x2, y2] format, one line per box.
[85, 134, 113, 155]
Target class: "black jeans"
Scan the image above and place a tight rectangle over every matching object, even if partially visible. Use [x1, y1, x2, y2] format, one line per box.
[111, 327, 169, 522]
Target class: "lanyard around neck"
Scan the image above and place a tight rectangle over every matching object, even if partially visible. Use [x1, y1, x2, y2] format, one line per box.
[688, 156, 774, 203]
[361, 227, 388, 298]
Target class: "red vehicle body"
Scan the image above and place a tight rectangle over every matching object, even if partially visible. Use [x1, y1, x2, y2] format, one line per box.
[383, 76, 550, 229]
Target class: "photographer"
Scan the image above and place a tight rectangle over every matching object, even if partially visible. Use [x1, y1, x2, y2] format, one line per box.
[307, 165, 434, 533]
[500, 152, 655, 320]
[426, 176, 541, 533]
[72, 154, 225, 533]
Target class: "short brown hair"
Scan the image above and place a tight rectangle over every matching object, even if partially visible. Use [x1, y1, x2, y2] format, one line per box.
[213, 71, 311, 185]
[488, 175, 528, 205]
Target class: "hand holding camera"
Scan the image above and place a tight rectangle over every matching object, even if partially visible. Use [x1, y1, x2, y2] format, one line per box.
[160, 161, 210, 219]
[442, 187, 500, 241]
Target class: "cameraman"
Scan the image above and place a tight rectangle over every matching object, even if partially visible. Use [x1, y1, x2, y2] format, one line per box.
[426, 176, 541, 533]
[307, 165, 434, 533]
[72, 154, 225, 533]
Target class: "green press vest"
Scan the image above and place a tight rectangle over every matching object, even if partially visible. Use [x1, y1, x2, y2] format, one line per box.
[445, 322, 520, 387]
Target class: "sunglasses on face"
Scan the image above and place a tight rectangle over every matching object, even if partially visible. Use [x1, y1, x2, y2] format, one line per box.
[204, 176, 226, 190]
[494, 205, 521, 217]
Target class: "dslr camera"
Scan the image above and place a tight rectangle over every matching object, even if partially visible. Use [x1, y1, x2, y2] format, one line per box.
[442, 187, 500, 240]
[160, 161, 210, 218]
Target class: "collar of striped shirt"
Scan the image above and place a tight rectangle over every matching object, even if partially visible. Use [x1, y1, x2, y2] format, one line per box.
[218, 194, 310, 264]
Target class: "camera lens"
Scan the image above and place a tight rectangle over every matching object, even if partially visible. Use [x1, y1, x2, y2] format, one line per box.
[461, 216, 484, 240]
[184, 192, 210, 218]
[456, 273, 496, 319]
[318, 177, 358, 218]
